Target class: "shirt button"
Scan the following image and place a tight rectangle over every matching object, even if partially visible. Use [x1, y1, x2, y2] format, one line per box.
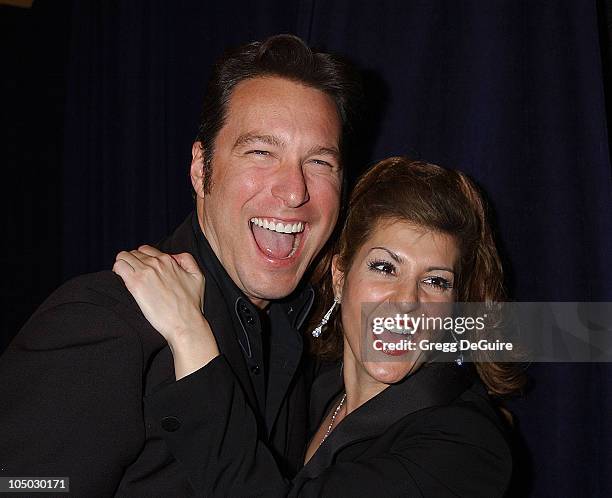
[161, 416, 181, 432]
[250, 365, 261, 375]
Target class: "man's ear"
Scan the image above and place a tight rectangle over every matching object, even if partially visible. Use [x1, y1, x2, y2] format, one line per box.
[331, 254, 344, 301]
[190, 141, 206, 198]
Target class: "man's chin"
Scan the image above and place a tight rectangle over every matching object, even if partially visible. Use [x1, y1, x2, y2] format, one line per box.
[237, 245, 316, 303]
[243, 252, 311, 294]
[245, 279, 300, 303]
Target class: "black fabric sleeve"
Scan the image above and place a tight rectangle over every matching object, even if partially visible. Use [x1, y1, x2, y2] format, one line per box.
[144, 355, 291, 497]
[144, 357, 511, 498]
[0, 300, 144, 496]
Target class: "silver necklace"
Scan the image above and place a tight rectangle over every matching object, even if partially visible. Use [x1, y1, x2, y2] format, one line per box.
[320, 393, 347, 447]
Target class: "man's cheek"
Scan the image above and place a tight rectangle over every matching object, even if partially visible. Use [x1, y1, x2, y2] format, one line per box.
[242, 171, 261, 190]
[322, 196, 341, 231]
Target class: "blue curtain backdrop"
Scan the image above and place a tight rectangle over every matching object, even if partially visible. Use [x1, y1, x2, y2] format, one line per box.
[3, 1, 612, 496]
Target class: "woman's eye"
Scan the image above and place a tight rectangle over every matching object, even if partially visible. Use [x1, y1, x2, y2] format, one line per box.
[422, 276, 453, 292]
[367, 259, 396, 276]
[311, 158, 332, 167]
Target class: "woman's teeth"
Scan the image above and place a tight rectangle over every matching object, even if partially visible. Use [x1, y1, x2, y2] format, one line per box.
[383, 323, 415, 335]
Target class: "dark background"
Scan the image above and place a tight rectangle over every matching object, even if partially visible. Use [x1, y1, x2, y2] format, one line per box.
[2, 1, 611, 496]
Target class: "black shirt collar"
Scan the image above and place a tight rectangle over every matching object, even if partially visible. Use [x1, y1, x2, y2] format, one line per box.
[191, 213, 256, 315]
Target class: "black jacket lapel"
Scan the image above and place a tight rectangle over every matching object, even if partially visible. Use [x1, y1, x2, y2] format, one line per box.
[300, 362, 473, 480]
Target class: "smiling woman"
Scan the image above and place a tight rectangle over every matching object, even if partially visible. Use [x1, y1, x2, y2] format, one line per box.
[310, 157, 525, 397]
[327, 220, 459, 376]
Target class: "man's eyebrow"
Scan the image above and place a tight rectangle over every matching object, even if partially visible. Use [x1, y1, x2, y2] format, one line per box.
[369, 246, 404, 264]
[233, 133, 286, 149]
[306, 145, 340, 159]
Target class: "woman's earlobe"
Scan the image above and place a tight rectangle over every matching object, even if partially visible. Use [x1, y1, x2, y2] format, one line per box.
[331, 255, 345, 298]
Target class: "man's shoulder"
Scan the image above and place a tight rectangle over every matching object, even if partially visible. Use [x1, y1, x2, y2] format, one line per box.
[43, 270, 133, 309]
[16, 270, 166, 353]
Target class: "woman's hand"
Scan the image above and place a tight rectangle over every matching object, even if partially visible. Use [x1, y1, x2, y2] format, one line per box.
[113, 245, 219, 379]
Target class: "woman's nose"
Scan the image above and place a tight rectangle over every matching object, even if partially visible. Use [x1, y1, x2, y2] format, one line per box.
[391, 284, 420, 312]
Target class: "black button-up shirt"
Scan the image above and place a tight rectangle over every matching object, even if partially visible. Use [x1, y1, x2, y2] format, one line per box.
[191, 214, 314, 431]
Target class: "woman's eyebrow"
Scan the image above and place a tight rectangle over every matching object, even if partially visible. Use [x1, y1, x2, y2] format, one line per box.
[425, 266, 455, 274]
[368, 247, 456, 274]
[369, 246, 403, 264]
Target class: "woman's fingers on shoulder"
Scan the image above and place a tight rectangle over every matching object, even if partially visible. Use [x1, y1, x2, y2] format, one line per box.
[114, 250, 146, 270]
[138, 244, 164, 257]
[113, 250, 159, 288]
[172, 252, 202, 275]
[128, 249, 153, 266]
[112, 258, 134, 279]
[134, 245, 179, 270]
[114, 247, 199, 280]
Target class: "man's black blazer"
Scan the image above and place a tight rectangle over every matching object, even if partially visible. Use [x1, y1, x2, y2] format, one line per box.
[0, 213, 312, 496]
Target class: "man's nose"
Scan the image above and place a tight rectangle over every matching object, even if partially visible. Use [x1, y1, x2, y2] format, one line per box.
[271, 163, 310, 208]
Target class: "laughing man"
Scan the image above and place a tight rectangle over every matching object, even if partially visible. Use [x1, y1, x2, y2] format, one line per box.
[0, 34, 361, 496]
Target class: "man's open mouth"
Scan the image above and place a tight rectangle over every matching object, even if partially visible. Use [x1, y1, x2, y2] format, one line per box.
[249, 217, 306, 260]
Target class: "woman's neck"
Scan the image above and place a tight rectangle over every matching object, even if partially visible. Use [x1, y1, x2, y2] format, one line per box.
[303, 349, 389, 465]
[341, 352, 389, 415]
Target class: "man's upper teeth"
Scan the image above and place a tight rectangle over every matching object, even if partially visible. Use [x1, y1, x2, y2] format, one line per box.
[250, 218, 305, 234]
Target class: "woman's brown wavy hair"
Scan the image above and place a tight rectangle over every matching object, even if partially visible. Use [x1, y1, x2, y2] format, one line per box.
[308, 157, 525, 396]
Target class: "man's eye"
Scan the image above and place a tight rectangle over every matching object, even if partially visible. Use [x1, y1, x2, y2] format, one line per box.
[311, 158, 333, 167]
[249, 150, 270, 156]
[422, 276, 453, 292]
[367, 259, 396, 276]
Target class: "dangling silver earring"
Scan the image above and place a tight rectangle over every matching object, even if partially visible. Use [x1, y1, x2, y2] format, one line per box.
[311, 296, 340, 338]
[449, 329, 464, 366]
